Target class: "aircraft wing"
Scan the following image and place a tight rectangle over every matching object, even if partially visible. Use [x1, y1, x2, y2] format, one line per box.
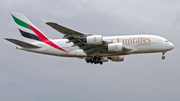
[46, 22, 84, 36]
[45, 22, 134, 56]
[46, 22, 103, 56]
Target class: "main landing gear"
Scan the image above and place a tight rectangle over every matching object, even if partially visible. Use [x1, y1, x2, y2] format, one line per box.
[162, 52, 165, 60]
[85, 56, 103, 65]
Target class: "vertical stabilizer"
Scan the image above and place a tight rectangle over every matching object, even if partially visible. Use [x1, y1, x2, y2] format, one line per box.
[11, 13, 67, 52]
[11, 13, 48, 43]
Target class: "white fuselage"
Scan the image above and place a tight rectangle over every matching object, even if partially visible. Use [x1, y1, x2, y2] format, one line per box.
[17, 35, 174, 58]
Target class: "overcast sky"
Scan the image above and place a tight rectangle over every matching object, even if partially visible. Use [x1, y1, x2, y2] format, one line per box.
[0, 0, 180, 101]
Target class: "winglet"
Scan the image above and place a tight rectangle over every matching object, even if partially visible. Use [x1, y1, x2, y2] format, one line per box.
[41, 19, 46, 25]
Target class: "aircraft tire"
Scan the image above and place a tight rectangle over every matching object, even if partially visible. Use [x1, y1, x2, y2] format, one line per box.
[162, 56, 165, 59]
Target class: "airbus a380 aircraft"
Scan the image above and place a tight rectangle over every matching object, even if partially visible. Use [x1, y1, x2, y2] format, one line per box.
[5, 13, 174, 65]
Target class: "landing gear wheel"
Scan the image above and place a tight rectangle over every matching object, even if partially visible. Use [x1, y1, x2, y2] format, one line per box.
[162, 56, 165, 60]
[85, 58, 89, 63]
[85, 56, 103, 65]
[162, 52, 166, 60]
[100, 62, 103, 65]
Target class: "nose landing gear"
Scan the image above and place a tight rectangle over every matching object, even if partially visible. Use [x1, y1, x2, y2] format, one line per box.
[162, 52, 165, 60]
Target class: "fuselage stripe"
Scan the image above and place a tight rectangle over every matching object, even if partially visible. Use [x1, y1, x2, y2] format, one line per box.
[27, 24, 67, 52]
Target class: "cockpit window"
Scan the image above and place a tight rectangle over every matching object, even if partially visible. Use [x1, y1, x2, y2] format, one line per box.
[165, 40, 169, 42]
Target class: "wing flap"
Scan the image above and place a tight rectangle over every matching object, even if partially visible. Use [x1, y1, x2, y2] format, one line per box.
[5, 38, 41, 48]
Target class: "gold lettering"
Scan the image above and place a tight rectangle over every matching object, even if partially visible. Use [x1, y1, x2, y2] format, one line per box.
[123, 39, 130, 44]
[133, 38, 139, 44]
[143, 38, 147, 43]
[117, 38, 123, 43]
[115, 37, 151, 45]
[143, 38, 151, 43]
[133, 38, 136, 44]
[135, 38, 140, 44]
[140, 38, 143, 43]
[130, 37, 132, 44]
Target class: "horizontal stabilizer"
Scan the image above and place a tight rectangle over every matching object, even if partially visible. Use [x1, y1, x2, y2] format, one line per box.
[4, 38, 40, 48]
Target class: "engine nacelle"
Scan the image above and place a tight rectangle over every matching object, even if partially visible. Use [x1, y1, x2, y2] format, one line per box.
[110, 56, 124, 62]
[108, 43, 123, 52]
[86, 35, 103, 45]
[101, 58, 109, 62]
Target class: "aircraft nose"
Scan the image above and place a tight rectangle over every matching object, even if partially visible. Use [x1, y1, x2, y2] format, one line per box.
[169, 42, 174, 50]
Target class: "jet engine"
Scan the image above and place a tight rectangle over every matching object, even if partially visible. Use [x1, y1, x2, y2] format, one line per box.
[109, 56, 124, 62]
[108, 43, 123, 52]
[86, 35, 103, 45]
